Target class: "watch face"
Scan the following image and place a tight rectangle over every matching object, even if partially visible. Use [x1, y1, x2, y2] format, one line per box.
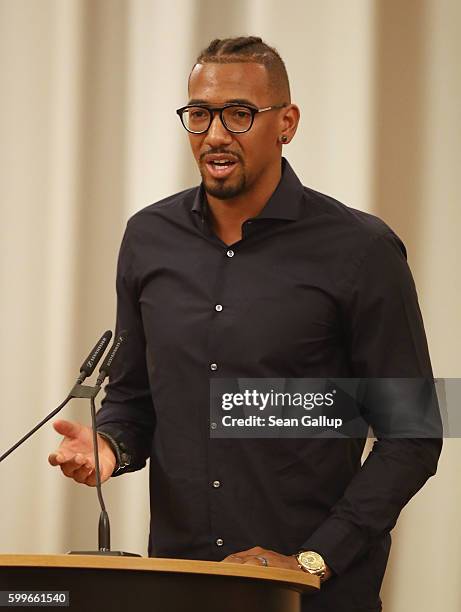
[298, 551, 325, 572]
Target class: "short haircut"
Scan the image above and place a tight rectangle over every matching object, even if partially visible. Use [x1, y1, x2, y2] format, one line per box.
[190, 36, 291, 103]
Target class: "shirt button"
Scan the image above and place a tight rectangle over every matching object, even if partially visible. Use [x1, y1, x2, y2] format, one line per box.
[226, 249, 234, 258]
[210, 422, 217, 430]
[216, 538, 224, 547]
[212, 480, 221, 488]
[210, 363, 218, 371]
[215, 304, 223, 312]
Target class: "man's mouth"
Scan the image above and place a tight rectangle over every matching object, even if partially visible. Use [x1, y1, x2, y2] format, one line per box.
[203, 155, 239, 179]
[205, 159, 238, 179]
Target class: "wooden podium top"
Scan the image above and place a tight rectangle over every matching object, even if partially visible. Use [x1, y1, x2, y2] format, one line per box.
[0, 554, 319, 594]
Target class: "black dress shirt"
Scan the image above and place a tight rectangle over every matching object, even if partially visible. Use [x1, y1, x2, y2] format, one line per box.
[96, 158, 441, 612]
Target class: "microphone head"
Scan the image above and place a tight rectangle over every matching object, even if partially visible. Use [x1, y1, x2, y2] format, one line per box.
[79, 330, 113, 378]
[98, 330, 128, 377]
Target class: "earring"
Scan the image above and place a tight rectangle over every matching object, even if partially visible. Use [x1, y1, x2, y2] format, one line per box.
[279, 135, 288, 143]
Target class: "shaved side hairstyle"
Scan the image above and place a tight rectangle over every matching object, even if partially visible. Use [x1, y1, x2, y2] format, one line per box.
[190, 36, 291, 104]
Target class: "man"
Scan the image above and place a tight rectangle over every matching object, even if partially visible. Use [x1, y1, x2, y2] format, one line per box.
[48, 37, 442, 611]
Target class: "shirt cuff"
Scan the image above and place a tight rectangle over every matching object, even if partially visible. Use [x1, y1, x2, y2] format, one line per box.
[300, 517, 370, 576]
[97, 425, 134, 477]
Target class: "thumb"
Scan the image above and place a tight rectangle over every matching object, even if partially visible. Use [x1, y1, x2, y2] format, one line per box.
[52, 419, 83, 439]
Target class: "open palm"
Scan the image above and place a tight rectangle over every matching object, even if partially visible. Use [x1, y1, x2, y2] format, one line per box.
[48, 419, 116, 486]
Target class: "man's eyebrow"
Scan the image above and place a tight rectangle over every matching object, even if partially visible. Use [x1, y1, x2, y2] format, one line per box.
[187, 98, 258, 106]
[226, 98, 258, 106]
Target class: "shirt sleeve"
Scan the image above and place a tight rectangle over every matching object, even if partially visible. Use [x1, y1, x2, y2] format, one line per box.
[96, 225, 155, 476]
[300, 230, 443, 575]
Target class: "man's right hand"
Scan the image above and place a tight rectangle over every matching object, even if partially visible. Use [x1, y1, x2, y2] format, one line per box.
[48, 420, 117, 486]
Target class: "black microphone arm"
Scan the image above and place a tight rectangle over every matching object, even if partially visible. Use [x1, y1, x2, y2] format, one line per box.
[0, 330, 112, 464]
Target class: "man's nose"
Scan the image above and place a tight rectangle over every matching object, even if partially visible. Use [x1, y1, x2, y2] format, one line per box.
[203, 112, 233, 146]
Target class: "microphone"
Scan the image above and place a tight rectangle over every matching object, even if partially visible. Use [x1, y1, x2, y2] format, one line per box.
[77, 330, 113, 383]
[95, 330, 127, 386]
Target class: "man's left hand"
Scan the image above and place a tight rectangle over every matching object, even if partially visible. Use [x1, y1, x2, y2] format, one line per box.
[221, 546, 332, 581]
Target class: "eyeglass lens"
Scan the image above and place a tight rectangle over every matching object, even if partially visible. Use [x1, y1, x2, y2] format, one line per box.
[182, 106, 253, 133]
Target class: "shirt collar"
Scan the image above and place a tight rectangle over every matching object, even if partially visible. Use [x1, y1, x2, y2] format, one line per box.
[190, 157, 304, 222]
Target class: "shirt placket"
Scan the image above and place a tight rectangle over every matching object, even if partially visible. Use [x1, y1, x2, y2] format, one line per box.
[202, 237, 244, 558]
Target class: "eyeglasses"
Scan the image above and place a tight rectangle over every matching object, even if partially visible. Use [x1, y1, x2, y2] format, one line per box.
[176, 103, 287, 134]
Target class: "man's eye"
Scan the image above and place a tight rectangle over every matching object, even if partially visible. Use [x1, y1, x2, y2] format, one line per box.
[233, 110, 251, 119]
[190, 110, 206, 119]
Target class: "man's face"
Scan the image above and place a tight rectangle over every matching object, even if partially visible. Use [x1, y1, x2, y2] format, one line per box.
[187, 62, 284, 200]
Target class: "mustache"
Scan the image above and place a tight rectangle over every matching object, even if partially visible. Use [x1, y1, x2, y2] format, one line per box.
[199, 150, 242, 163]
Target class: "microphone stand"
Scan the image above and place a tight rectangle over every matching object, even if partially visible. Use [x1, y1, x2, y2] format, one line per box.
[66, 371, 140, 556]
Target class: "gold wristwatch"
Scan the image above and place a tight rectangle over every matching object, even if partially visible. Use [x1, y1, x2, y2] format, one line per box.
[295, 551, 327, 581]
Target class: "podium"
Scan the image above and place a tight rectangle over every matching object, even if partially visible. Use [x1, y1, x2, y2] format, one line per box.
[0, 554, 319, 611]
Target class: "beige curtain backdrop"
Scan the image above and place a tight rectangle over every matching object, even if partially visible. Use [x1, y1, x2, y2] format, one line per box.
[0, 1, 459, 610]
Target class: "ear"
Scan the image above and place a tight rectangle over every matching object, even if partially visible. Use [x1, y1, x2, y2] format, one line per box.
[278, 104, 300, 145]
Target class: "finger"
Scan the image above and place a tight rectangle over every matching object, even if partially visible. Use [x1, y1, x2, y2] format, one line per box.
[237, 546, 267, 557]
[48, 451, 74, 466]
[50, 449, 88, 465]
[48, 452, 61, 466]
[221, 554, 244, 563]
[59, 454, 88, 477]
[241, 557, 263, 566]
[238, 546, 264, 555]
[52, 420, 82, 439]
[85, 460, 113, 486]
[84, 470, 100, 487]
[227, 547, 265, 560]
[72, 464, 94, 484]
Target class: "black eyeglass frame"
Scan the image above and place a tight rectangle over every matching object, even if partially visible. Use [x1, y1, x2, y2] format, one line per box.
[176, 103, 288, 134]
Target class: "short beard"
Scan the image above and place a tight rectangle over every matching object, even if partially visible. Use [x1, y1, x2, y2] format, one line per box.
[201, 173, 246, 200]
